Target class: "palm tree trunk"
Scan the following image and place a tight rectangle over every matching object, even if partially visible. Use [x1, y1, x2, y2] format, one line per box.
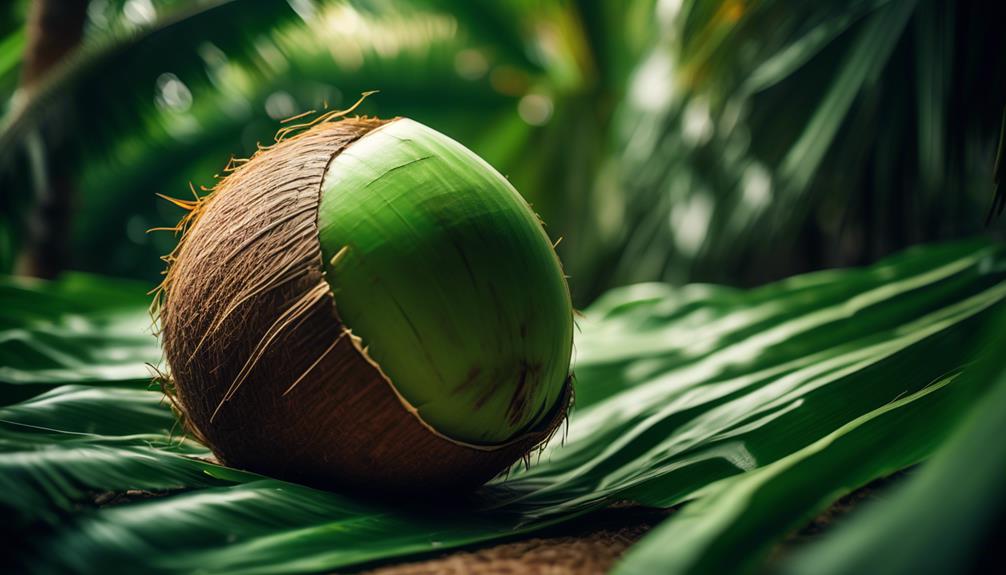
[16, 0, 89, 278]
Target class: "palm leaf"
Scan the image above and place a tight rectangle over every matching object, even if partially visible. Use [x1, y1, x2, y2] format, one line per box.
[610, 0, 1005, 289]
[780, 311, 1006, 575]
[610, 352, 994, 574]
[0, 273, 160, 406]
[2, 239, 1004, 573]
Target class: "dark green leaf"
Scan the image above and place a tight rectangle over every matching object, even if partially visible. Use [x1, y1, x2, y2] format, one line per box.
[3, 240, 1005, 573]
[0, 273, 160, 403]
[610, 369, 974, 574]
[781, 309, 1006, 575]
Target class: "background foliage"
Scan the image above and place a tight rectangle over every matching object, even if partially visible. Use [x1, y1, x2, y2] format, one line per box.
[1, 0, 1005, 573]
[2, 0, 1001, 301]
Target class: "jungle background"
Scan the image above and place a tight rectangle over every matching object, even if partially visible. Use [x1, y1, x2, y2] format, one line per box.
[1, 1, 1004, 574]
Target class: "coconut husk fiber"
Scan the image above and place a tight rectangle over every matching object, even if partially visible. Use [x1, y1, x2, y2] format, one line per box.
[157, 114, 571, 493]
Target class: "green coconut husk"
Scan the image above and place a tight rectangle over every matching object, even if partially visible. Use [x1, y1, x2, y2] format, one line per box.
[318, 118, 573, 444]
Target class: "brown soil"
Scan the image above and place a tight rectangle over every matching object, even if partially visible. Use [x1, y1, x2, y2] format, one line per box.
[352, 506, 672, 575]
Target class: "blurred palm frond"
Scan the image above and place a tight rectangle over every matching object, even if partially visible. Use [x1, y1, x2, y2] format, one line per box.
[608, 0, 1005, 290]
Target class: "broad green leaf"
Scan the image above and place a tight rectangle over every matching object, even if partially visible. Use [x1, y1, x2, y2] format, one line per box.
[610, 368, 976, 574]
[0, 273, 160, 403]
[0, 386, 243, 527]
[781, 312, 1006, 575]
[2, 239, 1005, 573]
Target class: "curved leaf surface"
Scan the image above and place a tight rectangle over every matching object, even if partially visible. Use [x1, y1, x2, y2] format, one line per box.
[1, 239, 1004, 573]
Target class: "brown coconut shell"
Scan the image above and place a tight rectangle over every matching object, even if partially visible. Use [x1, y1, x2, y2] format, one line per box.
[157, 116, 571, 493]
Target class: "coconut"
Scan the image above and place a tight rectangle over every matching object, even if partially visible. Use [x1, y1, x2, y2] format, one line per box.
[157, 114, 574, 492]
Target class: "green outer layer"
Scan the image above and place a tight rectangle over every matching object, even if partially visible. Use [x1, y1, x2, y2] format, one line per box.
[317, 118, 573, 444]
